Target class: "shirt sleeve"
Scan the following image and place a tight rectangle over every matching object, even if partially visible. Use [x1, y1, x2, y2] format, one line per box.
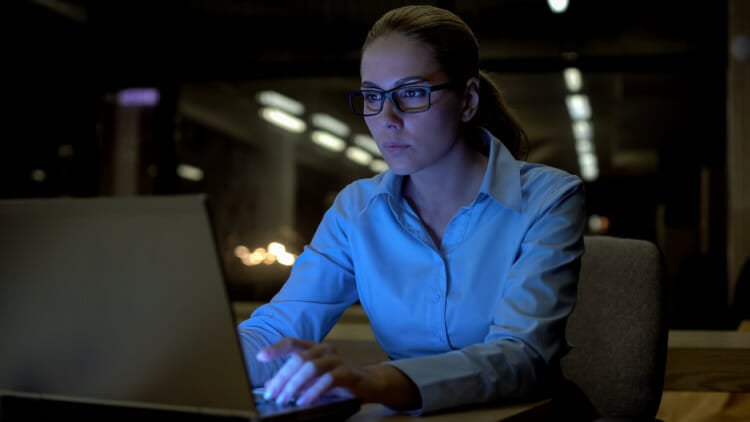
[236, 201, 361, 386]
[384, 176, 586, 414]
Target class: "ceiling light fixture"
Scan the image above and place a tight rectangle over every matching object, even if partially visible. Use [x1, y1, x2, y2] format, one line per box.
[547, 0, 569, 14]
[311, 113, 350, 138]
[176, 163, 204, 182]
[353, 134, 381, 156]
[311, 130, 346, 152]
[369, 159, 389, 173]
[563, 67, 583, 92]
[255, 90, 305, 116]
[345, 146, 373, 166]
[259, 107, 307, 133]
[566, 94, 591, 120]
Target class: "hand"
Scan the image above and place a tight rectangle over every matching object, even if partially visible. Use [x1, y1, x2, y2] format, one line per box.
[256, 337, 371, 406]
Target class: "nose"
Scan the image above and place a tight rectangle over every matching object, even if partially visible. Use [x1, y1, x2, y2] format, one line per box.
[377, 96, 402, 125]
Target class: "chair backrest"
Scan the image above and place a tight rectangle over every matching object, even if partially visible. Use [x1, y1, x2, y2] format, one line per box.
[559, 235, 668, 419]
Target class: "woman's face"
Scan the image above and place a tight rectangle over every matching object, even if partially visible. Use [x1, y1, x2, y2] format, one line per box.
[360, 33, 466, 176]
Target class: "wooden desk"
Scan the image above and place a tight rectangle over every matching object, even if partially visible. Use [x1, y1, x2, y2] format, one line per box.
[664, 330, 750, 392]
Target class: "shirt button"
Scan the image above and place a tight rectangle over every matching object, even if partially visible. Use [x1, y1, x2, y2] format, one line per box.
[432, 293, 441, 303]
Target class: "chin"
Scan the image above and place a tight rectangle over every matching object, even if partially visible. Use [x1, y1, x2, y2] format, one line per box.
[384, 163, 415, 176]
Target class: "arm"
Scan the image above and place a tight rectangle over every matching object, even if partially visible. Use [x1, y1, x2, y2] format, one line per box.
[237, 201, 360, 386]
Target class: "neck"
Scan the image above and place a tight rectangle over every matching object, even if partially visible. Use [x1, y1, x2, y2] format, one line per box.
[405, 141, 488, 209]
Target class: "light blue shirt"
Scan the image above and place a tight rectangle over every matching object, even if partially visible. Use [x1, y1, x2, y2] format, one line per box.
[238, 129, 586, 414]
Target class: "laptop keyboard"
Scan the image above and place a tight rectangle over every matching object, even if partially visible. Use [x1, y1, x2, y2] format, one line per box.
[252, 388, 299, 413]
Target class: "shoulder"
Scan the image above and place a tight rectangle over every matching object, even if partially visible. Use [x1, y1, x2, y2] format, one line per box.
[519, 162, 584, 210]
[330, 172, 390, 216]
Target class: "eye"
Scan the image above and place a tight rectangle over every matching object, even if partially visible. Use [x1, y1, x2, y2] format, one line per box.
[363, 91, 384, 102]
[398, 87, 427, 98]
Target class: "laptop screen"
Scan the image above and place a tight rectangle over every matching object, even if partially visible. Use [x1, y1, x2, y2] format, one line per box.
[0, 194, 257, 418]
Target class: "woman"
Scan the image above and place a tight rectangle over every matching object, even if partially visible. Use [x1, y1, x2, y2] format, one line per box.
[238, 4, 585, 414]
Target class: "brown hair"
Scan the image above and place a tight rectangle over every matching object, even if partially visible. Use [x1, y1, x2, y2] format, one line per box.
[363, 5, 528, 159]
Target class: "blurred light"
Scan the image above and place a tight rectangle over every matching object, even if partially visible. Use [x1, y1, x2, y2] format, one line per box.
[581, 165, 599, 181]
[249, 248, 266, 265]
[572, 120, 593, 141]
[563, 67, 583, 92]
[579, 152, 599, 182]
[234, 245, 250, 259]
[311, 113, 350, 137]
[263, 253, 277, 265]
[277, 252, 296, 266]
[58, 144, 74, 158]
[255, 91, 305, 116]
[31, 169, 46, 182]
[370, 159, 389, 173]
[548, 0, 569, 13]
[267, 242, 286, 256]
[730, 35, 750, 61]
[579, 152, 598, 168]
[117, 88, 160, 107]
[588, 214, 610, 234]
[259, 107, 307, 133]
[237, 243, 297, 267]
[566, 94, 591, 120]
[311, 130, 346, 152]
[575, 138, 594, 154]
[353, 133, 381, 156]
[345, 146, 373, 166]
[176, 163, 204, 182]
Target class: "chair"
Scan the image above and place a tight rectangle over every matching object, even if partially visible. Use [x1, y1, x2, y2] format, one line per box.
[554, 235, 668, 421]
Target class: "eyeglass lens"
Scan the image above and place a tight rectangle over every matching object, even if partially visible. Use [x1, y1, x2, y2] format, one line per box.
[351, 86, 431, 115]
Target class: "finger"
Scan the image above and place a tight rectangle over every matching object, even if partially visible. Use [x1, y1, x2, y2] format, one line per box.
[295, 372, 335, 406]
[263, 353, 305, 400]
[276, 354, 341, 405]
[256, 338, 315, 362]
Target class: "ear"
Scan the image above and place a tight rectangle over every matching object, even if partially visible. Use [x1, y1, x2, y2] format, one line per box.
[461, 77, 480, 122]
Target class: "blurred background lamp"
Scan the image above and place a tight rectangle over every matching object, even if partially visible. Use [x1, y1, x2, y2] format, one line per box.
[345, 146, 373, 166]
[311, 130, 346, 152]
[117, 88, 160, 107]
[369, 159, 388, 173]
[311, 113, 350, 138]
[259, 107, 307, 133]
[256, 90, 305, 116]
[353, 134, 381, 156]
[566, 94, 592, 120]
[564, 67, 583, 92]
[548, 0, 569, 14]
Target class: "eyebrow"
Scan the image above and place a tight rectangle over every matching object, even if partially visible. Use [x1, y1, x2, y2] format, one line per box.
[361, 77, 427, 90]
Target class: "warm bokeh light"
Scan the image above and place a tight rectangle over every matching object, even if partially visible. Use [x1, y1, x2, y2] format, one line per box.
[235, 242, 297, 267]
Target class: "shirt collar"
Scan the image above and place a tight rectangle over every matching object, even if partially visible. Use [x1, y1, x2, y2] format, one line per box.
[477, 128, 523, 214]
[365, 128, 523, 214]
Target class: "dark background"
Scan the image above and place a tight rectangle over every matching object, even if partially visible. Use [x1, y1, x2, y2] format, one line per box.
[4, 0, 736, 329]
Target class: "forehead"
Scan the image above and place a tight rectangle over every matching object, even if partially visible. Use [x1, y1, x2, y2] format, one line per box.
[360, 33, 441, 88]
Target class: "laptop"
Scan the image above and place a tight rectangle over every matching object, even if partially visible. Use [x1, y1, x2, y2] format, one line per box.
[0, 194, 361, 421]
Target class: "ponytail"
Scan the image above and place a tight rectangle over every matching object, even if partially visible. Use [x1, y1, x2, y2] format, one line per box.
[471, 71, 528, 159]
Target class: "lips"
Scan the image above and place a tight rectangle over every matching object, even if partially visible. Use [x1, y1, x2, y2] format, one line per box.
[381, 142, 410, 152]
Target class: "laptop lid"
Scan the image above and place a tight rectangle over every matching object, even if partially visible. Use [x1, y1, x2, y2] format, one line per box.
[0, 194, 361, 421]
[0, 194, 261, 419]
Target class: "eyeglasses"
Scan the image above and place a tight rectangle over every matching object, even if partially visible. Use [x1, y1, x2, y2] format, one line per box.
[347, 82, 453, 116]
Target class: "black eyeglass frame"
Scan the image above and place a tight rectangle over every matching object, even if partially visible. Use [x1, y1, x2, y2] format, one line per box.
[347, 82, 455, 117]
